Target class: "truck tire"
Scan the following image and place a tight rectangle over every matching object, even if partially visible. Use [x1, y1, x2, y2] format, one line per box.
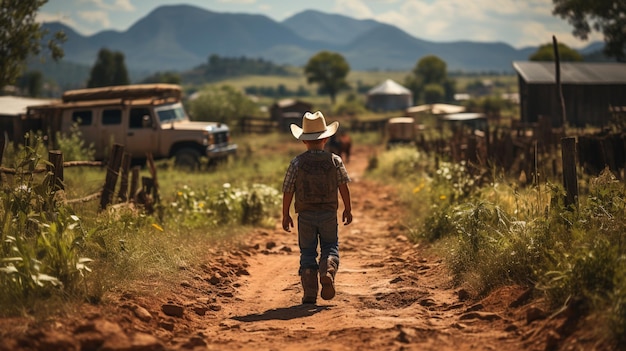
[174, 148, 200, 170]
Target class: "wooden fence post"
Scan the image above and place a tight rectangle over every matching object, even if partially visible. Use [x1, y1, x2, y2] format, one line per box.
[561, 137, 578, 208]
[0, 132, 5, 167]
[47, 150, 64, 191]
[100, 144, 124, 210]
[130, 166, 140, 203]
[0, 132, 5, 185]
[117, 152, 132, 202]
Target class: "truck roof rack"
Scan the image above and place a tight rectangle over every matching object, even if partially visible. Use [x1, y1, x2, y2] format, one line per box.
[61, 84, 182, 103]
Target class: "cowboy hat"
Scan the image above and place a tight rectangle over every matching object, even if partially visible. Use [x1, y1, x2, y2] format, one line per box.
[290, 111, 339, 140]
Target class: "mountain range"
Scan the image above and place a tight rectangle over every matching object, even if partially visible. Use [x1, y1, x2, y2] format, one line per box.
[40, 4, 605, 76]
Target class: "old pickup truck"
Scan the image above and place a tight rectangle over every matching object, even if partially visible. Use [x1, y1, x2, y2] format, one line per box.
[26, 84, 237, 168]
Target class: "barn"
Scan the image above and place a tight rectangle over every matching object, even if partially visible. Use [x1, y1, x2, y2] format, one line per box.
[269, 99, 313, 132]
[366, 79, 412, 112]
[513, 61, 626, 128]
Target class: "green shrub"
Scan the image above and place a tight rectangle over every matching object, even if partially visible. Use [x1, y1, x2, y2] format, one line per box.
[0, 140, 93, 311]
[55, 123, 95, 161]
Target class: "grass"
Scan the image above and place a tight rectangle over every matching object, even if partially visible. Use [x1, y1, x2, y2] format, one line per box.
[0, 132, 289, 315]
[365, 141, 626, 348]
[5, 121, 622, 347]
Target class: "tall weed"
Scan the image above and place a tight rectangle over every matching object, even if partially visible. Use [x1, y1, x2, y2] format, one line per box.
[0, 137, 92, 312]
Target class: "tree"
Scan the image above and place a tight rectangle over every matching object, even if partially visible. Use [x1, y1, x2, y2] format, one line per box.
[0, 0, 65, 90]
[529, 42, 583, 61]
[140, 71, 181, 85]
[86, 48, 130, 88]
[552, 0, 626, 61]
[17, 70, 43, 97]
[187, 85, 257, 128]
[304, 51, 350, 104]
[423, 84, 444, 104]
[405, 55, 454, 104]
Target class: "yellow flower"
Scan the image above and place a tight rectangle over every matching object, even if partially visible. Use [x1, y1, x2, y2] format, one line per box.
[439, 194, 447, 200]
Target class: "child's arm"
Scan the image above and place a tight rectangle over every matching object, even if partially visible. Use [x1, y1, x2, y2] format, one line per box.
[338, 184, 352, 225]
[282, 191, 295, 232]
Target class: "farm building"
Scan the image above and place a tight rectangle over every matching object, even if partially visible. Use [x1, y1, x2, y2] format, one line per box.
[513, 61, 626, 127]
[0, 96, 56, 143]
[269, 99, 313, 132]
[366, 79, 412, 112]
[406, 103, 465, 117]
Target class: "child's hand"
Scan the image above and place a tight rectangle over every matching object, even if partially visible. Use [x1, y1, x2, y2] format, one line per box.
[342, 210, 352, 225]
[282, 215, 294, 232]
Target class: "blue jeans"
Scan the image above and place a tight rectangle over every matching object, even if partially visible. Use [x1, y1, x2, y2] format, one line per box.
[297, 210, 339, 274]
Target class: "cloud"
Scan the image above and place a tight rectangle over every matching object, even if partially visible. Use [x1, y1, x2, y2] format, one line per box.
[79, 0, 134, 11]
[78, 10, 111, 28]
[364, 0, 597, 48]
[333, 0, 373, 19]
[37, 11, 78, 28]
[216, 0, 257, 4]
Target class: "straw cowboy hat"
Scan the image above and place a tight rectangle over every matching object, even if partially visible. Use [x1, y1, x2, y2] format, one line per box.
[290, 111, 339, 141]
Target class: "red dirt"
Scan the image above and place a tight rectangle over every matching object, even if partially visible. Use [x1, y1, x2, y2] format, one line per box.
[0, 144, 608, 351]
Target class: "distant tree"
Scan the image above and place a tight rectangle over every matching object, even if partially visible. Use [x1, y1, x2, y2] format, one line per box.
[17, 70, 43, 97]
[0, 0, 65, 90]
[112, 52, 129, 85]
[552, 0, 626, 61]
[423, 84, 444, 104]
[333, 93, 366, 116]
[529, 42, 583, 61]
[414, 55, 447, 85]
[200, 54, 292, 81]
[188, 85, 257, 128]
[140, 71, 181, 85]
[405, 55, 455, 104]
[304, 51, 350, 104]
[87, 48, 130, 88]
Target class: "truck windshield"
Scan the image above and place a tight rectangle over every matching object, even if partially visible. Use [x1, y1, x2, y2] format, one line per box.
[155, 103, 187, 123]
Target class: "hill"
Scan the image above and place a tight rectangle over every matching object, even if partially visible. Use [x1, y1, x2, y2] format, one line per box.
[34, 5, 608, 84]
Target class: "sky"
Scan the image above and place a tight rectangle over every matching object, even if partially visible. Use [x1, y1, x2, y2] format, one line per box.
[38, 0, 603, 50]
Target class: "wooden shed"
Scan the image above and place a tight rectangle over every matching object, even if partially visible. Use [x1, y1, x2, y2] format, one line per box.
[513, 61, 626, 127]
[269, 99, 313, 132]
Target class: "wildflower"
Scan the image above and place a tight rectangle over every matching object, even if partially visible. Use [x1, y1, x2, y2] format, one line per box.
[439, 194, 447, 200]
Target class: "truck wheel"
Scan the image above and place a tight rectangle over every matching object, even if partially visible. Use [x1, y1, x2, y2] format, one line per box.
[174, 148, 200, 170]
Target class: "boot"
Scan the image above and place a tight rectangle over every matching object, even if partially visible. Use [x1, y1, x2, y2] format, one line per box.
[301, 268, 318, 304]
[319, 257, 338, 300]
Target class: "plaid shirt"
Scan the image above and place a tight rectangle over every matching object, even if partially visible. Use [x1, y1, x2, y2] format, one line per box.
[282, 150, 351, 193]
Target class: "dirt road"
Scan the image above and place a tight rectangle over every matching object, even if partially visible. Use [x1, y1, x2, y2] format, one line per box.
[2, 145, 585, 351]
[192, 145, 527, 351]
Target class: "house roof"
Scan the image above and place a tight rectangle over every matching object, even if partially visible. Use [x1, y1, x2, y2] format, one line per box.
[0, 96, 57, 116]
[272, 99, 312, 109]
[368, 79, 411, 95]
[513, 61, 626, 84]
[406, 103, 465, 115]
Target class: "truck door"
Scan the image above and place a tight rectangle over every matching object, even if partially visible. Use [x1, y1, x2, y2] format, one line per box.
[126, 107, 158, 159]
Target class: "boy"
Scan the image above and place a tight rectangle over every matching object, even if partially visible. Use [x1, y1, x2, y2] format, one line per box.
[282, 111, 353, 304]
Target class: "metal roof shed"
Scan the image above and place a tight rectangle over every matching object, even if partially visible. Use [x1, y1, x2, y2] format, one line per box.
[366, 79, 413, 112]
[513, 61, 626, 127]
